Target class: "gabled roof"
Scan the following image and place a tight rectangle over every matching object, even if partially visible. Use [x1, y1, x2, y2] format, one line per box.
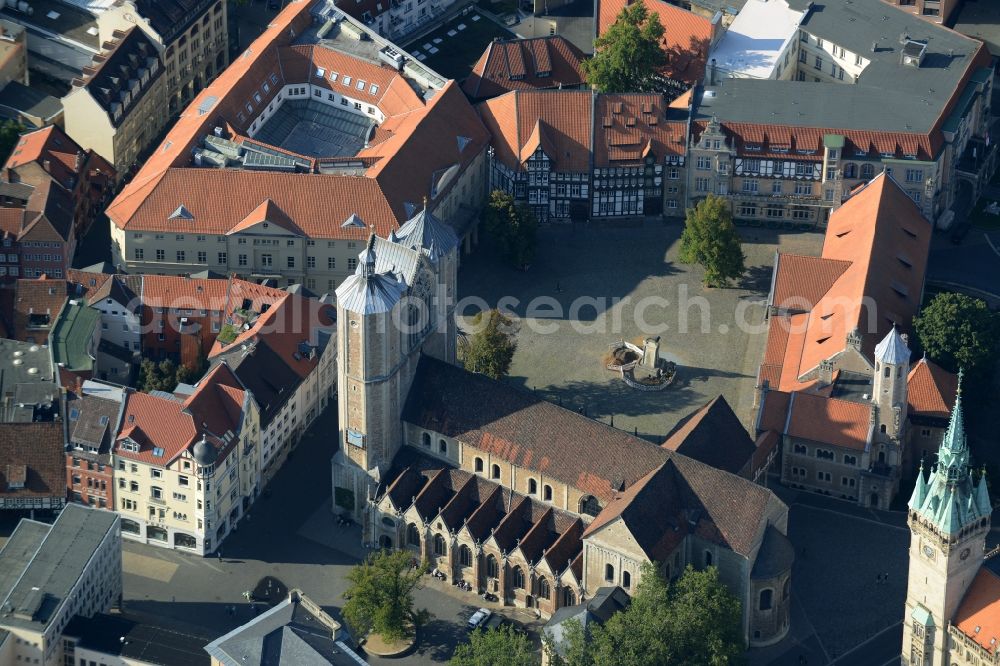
[770, 254, 851, 312]
[597, 0, 713, 84]
[227, 199, 304, 236]
[595, 93, 687, 165]
[761, 173, 931, 388]
[462, 36, 586, 101]
[4, 125, 87, 190]
[478, 90, 594, 172]
[661, 396, 756, 476]
[403, 355, 668, 503]
[907, 357, 958, 420]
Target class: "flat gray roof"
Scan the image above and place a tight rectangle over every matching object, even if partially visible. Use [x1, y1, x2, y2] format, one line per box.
[0, 505, 118, 633]
[698, 0, 986, 137]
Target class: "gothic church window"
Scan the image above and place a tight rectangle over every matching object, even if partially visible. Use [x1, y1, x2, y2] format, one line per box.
[759, 589, 773, 611]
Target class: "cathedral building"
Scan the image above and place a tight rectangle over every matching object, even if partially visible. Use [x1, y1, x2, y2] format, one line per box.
[902, 377, 997, 666]
[330, 205, 794, 646]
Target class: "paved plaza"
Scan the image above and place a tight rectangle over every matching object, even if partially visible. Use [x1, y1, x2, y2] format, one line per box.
[457, 221, 824, 439]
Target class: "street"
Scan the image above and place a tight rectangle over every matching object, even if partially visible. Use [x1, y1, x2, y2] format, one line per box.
[120, 407, 536, 664]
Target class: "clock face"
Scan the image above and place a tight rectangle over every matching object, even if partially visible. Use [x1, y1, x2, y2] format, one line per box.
[923, 544, 935, 559]
[961, 548, 971, 561]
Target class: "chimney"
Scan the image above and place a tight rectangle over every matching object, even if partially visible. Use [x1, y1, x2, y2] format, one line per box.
[818, 359, 834, 387]
[710, 11, 723, 48]
[75, 374, 84, 397]
[710, 58, 717, 86]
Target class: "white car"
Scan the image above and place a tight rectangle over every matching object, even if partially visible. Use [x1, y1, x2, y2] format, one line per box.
[467, 607, 492, 631]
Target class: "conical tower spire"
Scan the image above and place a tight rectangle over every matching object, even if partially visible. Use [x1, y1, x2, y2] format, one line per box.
[359, 233, 377, 277]
[937, 369, 968, 477]
[908, 459, 928, 510]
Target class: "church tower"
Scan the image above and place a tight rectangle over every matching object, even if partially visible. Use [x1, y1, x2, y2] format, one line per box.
[330, 206, 461, 518]
[873, 325, 910, 445]
[902, 374, 991, 666]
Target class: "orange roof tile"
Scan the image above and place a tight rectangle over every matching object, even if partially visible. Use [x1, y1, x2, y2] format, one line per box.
[955, 566, 1000, 653]
[462, 36, 586, 101]
[786, 392, 872, 451]
[770, 254, 851, 312]
[478, 90, 594, 172]
[117, 392, 198, 465]
[140, 274, 230, 312]
[764, 174, 931, 387]
[595, 93, 686, 165]
[757, 389, 790, 434]
[227, 199, 304, 236]
[597, 0, 712, 84]
[907, 357, 957, 419]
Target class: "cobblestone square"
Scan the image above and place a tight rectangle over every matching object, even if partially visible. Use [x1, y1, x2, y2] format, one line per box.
[458, 221, 825, 438]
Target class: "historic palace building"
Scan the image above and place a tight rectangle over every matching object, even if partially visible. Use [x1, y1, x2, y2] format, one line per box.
[107, 0, 489, 293]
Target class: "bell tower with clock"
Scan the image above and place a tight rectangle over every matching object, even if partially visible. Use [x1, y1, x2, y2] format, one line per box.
[901, 374, 990, 666]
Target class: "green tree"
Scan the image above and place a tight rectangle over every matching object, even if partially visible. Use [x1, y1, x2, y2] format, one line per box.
[548, 563, 743, 666]
[342, 549, 427, 642]
[483, 190, 537, 269]
[0, 119, 25, 165]
[914, 292, 1000, 381]
[582, 3, 667, 93]
[450, 624, 537, 666]
[461, 309, 517, 380]
[679, 194, 746, 287]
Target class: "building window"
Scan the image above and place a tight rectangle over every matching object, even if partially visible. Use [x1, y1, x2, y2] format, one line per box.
[438, 439, 447, 454]
[511, 565, 525, 589]
[177, 250, 185, 262]
[134, 248, 144, 260]
[486, 554, 499, 578]
[156, 249, 165, 261]
[218, 252, 227, 264]
[459, 544, 472, 567]
[759, 589, 773, 611]
[794, 443, 807, 454]
[474, 457, 483, 473]
[528, 478, 537, 495]
[605, 563, 615, 582]
[622, 571, 631, 589]
[843, 455, 857, 466]
[543, 484, 552, 502]
[421, 432, 431, 448]
[491, 464, 501, 479]
[407, 523, 420, 546]
[704, 550, 713, 567]
[580, 495, 601, 516]
[433, 533, 446, 556]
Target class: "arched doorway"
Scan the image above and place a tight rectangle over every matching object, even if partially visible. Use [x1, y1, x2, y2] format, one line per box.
[379, 535, 393, 549]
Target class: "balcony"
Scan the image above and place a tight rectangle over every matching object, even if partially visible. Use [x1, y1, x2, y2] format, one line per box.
[149, 495, 167, 506]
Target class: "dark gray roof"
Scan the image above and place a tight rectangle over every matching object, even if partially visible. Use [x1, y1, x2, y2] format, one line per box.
[699, 0, 987, 137]
[80, 27, 162, 128]
[212, 341, 302, 428]
[69, 394, 121, 451]
[751, 525, 795, 579]
[64, 613, 211, 666]
[661, 396, 756, 476]
[0, 520, 50, 607]
[204, 592, 367, 666]
[0, 504, 118, 633]
[0, 81, 62, 124]
[544, 586, 630, 656]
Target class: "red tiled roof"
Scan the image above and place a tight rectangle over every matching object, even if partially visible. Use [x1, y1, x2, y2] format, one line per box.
[462, 36, 586, 101]
[8, 277, 69, 341]
[140, 274, 230, 311]
[955, 566, 1000, 653]
[762, 174, 931, 388]
[5, 126, 84, 190]
[182, 363, 246, 437]
[0, 422, 66, 499]
[907, 357, 957, 419]
[597, 0, 712, 84]
[595, 93, 686, 165]
[786, 392, 872, 451]
[106, 0, 487, 240]
[478, 90, 594, 172]
[117, 392, 198, 465]
[770, 254, 851, 312]
[757, 389, 790, 434]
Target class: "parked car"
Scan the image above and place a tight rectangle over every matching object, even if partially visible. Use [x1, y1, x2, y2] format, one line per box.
[950, 220, 972, 244]
[467, 607, 492, 631]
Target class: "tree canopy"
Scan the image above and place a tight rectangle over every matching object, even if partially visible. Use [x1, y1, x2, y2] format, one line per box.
[342, 549, 426, 642]
[0, 120, 25, 165]
[462, 309, 517, 380]
[583, 3, 667, 93]
[450, 624, 537, 666]
[678, 194, 746, 287]
[914, 291, 1000, 382]
[484, 190, 538, 269]
[546, 563, 744, 666]
[137, 353, 207, 393]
